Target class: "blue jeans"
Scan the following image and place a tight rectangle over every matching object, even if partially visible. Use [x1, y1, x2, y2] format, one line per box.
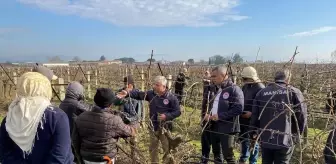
[239, 139, 259, 164]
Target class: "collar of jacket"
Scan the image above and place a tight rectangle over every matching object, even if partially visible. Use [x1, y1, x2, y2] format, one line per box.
[154, 90, 169, 97]
[218, 78, 233, 89]
[274, 80, 288, 85]
[243, 82, 262, 88]
[92, 105, 110, 112]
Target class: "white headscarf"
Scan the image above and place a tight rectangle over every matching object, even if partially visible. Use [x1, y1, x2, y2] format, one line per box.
[5, 72, 52, 155]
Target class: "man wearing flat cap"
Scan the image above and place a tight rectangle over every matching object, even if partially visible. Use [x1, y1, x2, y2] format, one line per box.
[33, 66, 58, 81]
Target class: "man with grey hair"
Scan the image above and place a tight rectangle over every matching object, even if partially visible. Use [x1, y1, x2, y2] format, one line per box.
[203, 66, 244, 164]
[117, 76, 181, 164]
[250, 69, 307, 164]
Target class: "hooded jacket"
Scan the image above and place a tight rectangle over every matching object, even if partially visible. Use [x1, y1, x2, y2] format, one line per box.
[59, 82, 92, 134]
[250, 81, 307, 149]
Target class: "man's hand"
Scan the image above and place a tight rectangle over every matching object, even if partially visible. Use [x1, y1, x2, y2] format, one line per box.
[125, 87, 132, 92]
[116, 90, 128, 99]
[159, 114, 167, 121]
[204, 114, 210, 121]
[241, 111, 252, 119]
[130, 127, 137, 137]
[210, 114, 218, 121]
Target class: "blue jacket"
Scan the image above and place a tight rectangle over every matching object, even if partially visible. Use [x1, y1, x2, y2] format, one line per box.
[0, 106, 74, 164]
[250, 81, 308, 149]
[128, 90, 181, 131]
[210, 79, 244, 134]
[115, 88, 144, 124]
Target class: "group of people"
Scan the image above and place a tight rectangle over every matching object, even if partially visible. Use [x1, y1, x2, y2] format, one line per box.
[1, 64, 336, 164]
[200, 66, 308, 164]
[0, 66, 182, 164]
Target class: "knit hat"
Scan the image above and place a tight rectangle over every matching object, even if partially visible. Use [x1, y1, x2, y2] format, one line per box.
[94, 88, 115, 108]
[32, 66, 58, 81]
[241, 66, 260, 82]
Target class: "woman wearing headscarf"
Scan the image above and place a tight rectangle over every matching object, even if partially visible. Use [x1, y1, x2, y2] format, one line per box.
[0, 72, 73, 164]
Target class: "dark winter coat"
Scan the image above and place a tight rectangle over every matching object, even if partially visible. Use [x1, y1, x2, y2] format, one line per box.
[174, 73, 188, 93]
[324, 124, 336, 164]
[240, 82, 265, 137]
[250, 81, 308, 149]
[210, 79, 244, 134]
[59, 82, 92, 134]
[72, 106, 135, 162]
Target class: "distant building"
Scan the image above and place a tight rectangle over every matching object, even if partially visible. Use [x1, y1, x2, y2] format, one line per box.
[69, 60, 122, 66]
[42, 63, 69, 67]
[98, 60, 122, 65]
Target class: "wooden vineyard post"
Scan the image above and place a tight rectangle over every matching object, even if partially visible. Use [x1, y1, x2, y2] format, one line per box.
[58, 78, 65, 101]
[86, 71, 92, 99]
[67, 68, 71, 83]
[11, 72, 17, 97]
[13, 72, 17, 85]
[125, 67, 128, 77]
[141, 68, 145, 91]
[95, 70, 98, 86]
[166, 74, 172, 91]
[0, 80, 4, 98]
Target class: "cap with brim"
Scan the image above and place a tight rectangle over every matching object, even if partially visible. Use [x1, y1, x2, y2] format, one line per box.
[33, 66, 58, 81]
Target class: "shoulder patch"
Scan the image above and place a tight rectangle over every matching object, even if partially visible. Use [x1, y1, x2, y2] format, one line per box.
[223, 92, 230, 99]
[163, 99, 169, 105]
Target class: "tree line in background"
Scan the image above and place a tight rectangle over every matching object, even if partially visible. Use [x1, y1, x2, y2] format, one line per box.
[46, 53, 244, 65]
[4, 49, 336, 64]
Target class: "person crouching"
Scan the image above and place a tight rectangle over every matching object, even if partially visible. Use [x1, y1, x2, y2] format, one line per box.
[72, 88, 137, 164]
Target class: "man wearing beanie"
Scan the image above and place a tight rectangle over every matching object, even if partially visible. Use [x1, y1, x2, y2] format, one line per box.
[72, 88, 137, 164]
